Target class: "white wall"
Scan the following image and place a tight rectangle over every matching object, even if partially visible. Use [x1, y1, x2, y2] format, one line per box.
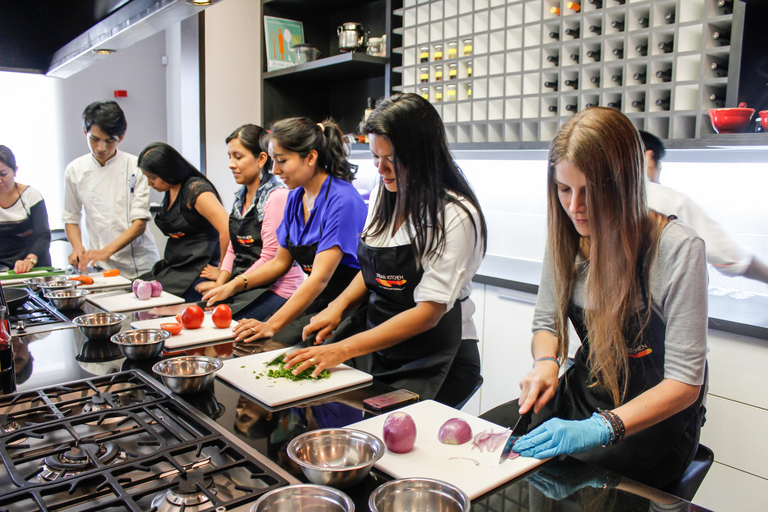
[202, 0, 262, 208]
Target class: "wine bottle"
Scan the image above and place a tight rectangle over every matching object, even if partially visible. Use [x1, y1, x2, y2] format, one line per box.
[611, 74, 622, 85]
[564, 78, 579, 89]
[565, 104, 578, 112]
[0, 304, 15, 395]
[570, 53, 580, 63]
[664, 11, 675, 24]
[567, 2, 581, 12]
[548, 105, 558, 112]
[607, 101, 621, 109]
[633, 72, 647, 83]
[585, 102, 597, 108]
[712, 31, 730, 47]
[589, 25, 602, 36]
[656, 69, 672, 81]
[658, 41, 674, 53]
[638, 16, 649, 28]
[614, 0, 626, 4]
[547, 54, 560, 66]
[656, 97, 671, 110]
[549, 31, 560, 41]
[544, 81, 559, 91]
[710, 61, 728, 77]
[709, 93, 725, 103]
[631, 100, 645, 110]
[551, 6, 561, 15]
[611, 20, 625, 31]
[635, 43, 648, 56]
[565, 27, 580, 38]
[589, 0, 603, 7]
[590, 75, 601, 84]
[717, 0, 734, 15]
[711, 99, 726, 108]
[586, 49, 601, 62]
[612, 47, 624, 58]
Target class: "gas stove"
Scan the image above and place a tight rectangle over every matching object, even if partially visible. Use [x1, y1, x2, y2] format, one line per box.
[9, 292, 75, 337]
[0, 370, 297, 511]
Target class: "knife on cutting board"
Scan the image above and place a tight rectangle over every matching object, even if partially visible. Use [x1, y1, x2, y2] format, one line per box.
[268, 332, 319, 365]
[499, 410, 531, 464]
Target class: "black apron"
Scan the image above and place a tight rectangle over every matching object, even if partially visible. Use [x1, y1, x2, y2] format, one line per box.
[0, 193, 51, 270]
[144, 180, 219, 297]
[272, 176, 359, 345]
[344, 240, 463, 400]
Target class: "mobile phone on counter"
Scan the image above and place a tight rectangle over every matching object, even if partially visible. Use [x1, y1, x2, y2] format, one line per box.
[363, 389, 419, 413]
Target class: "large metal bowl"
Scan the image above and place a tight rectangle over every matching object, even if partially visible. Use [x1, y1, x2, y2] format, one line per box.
[111, 329, 169, 360]
[44, 288, 90, 310]
[251, 484, 354, 512]
[39, 279, 78, 294]
[287, 428, 384, 489]
[369, 478, 470, 512]
[152, 355, 223, 394]
[24, 275, 69, 294]
[73, 312, 126, 341]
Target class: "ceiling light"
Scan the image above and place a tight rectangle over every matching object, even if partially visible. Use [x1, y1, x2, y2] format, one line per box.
[185, 0, 214, 5]
[91, 49, 116, 55]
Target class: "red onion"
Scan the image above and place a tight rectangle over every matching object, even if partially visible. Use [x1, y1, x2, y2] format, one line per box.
[471, 428, 510, 453]
[438, 418, 473, 445]
[149, 280, 163, 297]
[135, 281, 153, 300]
[132, 279, 143, 295]
[382, 412, 417, 453]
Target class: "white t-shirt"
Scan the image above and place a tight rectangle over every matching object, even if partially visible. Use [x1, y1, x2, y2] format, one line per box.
[363, 185, 484, 339]
[63, 150, 159, 278]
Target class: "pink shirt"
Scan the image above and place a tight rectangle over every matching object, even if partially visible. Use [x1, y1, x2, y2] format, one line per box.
[221, 188, 304, 299]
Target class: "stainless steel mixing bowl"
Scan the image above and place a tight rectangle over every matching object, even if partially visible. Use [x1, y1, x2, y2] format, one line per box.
[73, 312, 126, 341]
[152, 355, 223, 394]
[111, 328, 169, 360]
[39, 279, 78, 294]
[251, 484, 354, 512]
[369, 478, 470, 512]
[44, 288, 90, 310]
[24, 275, 70, 294]
[287, 428, 384, 488]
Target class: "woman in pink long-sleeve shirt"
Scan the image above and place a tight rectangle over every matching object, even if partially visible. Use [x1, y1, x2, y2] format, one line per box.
[196, 124, 303, 319]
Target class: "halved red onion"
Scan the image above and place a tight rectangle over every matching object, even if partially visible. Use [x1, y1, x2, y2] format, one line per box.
[382, 412, 417, 453]
[135, 281, 153, 300]
[438, 418, 473, 445]
[132, 279, 143, 295]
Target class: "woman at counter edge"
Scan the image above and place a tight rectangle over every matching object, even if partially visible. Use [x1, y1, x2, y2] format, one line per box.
[481, 107, 708, 489]
[284, 93, 487, 407]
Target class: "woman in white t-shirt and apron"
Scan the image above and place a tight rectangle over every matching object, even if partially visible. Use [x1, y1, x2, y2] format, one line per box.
[283, 93, 487, 407]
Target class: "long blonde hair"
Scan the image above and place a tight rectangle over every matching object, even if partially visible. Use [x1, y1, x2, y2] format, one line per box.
[547, 107, 665, 406]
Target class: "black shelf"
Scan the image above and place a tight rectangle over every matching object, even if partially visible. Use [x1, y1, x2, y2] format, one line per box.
[263, 53, 386, 83]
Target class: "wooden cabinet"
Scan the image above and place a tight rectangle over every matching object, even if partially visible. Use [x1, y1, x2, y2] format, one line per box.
[261, 0, 402, 135]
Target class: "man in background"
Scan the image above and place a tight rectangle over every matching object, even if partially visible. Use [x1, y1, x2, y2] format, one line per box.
[641, 130, 768, 284]
[63, 101, 159, 278]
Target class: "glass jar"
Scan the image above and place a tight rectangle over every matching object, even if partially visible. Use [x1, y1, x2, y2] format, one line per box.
[420, 87, 429, 100]
[435, 65, 443, 81]
[463, 38, 473, 56]
[419, 46, 430, 63]
[420, 67, 429, 83]
[449, 63, 458, 80]
[466, 83, 472, 99]
[447, 41, 458, 59]
[433, 44, 443, 61]
[466, 60, 473, 78]
[447, 84, 457, 101]
[435, 85, 443, 102]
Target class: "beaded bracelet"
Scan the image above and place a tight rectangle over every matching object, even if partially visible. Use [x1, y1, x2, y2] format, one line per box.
[597, 410, 626, 446]
[595, 412, 616, 445]
[534, 356, 560, 368]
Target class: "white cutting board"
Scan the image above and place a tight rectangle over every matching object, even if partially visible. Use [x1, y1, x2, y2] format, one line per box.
[131, 313, 234, 350]
[76, 273, 133, 290]
[0, 269, 68, 285]
[218, 348, 373, 406]
[347, 400, 548, 500]
[87, 291, 184, 312]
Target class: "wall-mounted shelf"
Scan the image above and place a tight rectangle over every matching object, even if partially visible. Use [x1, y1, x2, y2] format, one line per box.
[264, 53, 387, 82]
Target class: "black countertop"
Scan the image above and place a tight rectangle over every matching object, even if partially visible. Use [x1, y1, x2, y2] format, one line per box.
[475, 254, 768, 341]
[10, 300, 713, 512]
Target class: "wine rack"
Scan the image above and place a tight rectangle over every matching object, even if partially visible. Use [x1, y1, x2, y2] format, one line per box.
[395, 0, 745, 144]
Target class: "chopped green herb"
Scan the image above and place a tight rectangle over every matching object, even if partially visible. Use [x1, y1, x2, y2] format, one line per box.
[263, 355, 331, 381]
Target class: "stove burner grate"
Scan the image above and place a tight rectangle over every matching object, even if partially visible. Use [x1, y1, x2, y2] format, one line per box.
[39, 441, 122, 481]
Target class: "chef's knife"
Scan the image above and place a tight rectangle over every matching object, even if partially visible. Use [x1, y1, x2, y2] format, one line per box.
[267, 332, 319, 365]
[499, 410, 531, 464]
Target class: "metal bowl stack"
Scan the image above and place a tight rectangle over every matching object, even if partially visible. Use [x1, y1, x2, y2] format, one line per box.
[24, 275, 70, 294]
[39, 279, 78, 294]
[73, 312, 126, 341]
[369, 478, 470, 512]
[111, 329, 170, 360]
[287, 428, 384, 488]
[152, 355, 223, 394]
[43, 288, 90, 310]
[251, 484, 354, 512]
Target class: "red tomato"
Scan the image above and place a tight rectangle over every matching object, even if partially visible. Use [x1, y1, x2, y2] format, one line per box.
[185, 347, 206, 356]
[211, 304, 232, 329]
[160, 322, 183, 336]
[181, 305, 204, 329]
[213, 342, 234, 357]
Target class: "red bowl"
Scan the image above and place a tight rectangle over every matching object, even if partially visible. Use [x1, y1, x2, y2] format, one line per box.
[709, 108, 755, 134]
[760, 110, 768, 131]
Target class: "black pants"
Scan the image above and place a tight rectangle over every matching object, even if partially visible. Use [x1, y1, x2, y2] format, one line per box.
[434, 338, 481, 408]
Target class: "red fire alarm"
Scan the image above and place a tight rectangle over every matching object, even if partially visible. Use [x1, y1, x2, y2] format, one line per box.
[114, 90, 127, 97]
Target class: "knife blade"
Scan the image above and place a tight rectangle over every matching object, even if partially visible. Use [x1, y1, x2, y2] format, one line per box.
[268, 332, 319, 365]
[498, 410, 531, 464]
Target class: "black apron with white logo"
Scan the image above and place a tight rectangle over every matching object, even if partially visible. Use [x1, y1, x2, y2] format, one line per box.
[0, 217, 39, 269]
[145, 180, 219, 296]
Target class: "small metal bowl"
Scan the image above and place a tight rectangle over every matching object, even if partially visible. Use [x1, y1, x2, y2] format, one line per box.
[111, 329, 169, 360]
[73, 312, 126, 341]
[152, 355, 223, 394]
[44, 288, 90, 310]
[287, 428, 384, 489]
[24, 275, 70, 294]
[251, 484, 354, 512]
[39, 279, 78, 294]
[369, 478, 470, 512]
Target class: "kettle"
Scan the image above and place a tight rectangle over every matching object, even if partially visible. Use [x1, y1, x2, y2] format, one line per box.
[337, 22, 368, 52]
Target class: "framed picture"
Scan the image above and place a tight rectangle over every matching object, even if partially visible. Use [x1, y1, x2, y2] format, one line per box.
[264, 16, 305, 71]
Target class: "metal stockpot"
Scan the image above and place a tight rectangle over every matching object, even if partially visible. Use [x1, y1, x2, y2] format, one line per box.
[337, 22, 368, 52]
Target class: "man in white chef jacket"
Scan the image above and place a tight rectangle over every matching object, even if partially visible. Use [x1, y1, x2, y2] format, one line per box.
[641, 130, 768, 284]
[63, 101, 159, 279]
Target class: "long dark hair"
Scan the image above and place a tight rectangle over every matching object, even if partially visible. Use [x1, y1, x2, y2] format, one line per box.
[226, 124, 272, 173]
[137, 142, 221, 201]
[0, 145, 17, 171]
[363, 93, 487, 259]
[263, 117, 356, 182]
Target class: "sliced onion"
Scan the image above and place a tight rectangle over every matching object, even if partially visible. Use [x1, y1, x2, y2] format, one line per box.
[438, 418, 473, 445]
[382, 412, 417, 453]
[149, 280, 163, 297]
[135, 281, 153, 300]
[471, 428, 511, 453]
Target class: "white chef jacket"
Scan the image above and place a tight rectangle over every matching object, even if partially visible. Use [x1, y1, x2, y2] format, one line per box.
[647, 180, 751, 276]
[63, 150, 159, 278]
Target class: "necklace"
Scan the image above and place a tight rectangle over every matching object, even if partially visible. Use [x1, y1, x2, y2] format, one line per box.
[304, 192, 316, 211]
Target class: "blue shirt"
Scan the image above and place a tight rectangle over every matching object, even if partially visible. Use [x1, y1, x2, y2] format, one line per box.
[277, 175, 367, 269]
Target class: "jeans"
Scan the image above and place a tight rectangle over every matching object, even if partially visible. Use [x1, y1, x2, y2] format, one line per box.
[233, 291, 287, 321]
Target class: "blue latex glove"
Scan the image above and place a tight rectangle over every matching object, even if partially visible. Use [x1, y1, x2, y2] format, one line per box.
[512, 412, 611, 459]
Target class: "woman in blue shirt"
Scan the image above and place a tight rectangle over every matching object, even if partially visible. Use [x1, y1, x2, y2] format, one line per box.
[203, 118, 367, 346]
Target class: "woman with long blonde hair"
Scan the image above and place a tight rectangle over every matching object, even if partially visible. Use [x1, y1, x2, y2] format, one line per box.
[482, 107, 708, 488]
